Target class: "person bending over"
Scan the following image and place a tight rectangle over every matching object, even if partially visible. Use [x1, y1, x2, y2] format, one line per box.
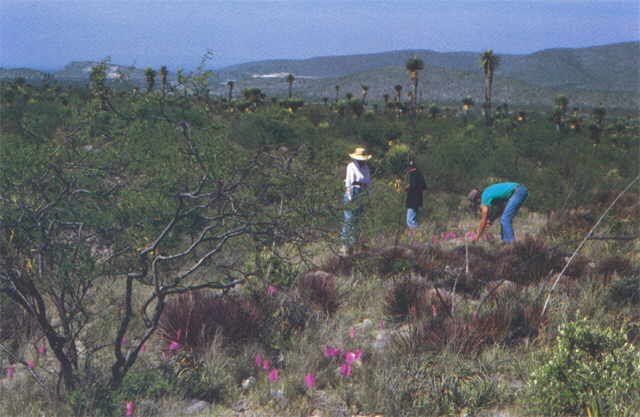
[468, 182, 528, 243]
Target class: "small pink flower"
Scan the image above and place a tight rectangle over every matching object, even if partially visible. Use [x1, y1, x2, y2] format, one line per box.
[120, 337, 127, 346]
[324, 346, 341, 358]
[6, 367, 14, 379]
[168, 340, 181, 351]
[262, 359, 270, 370]
[255, 353, 263, 367]
[339, 363, 352, 377]
[267, 285, 278, 296]
[432, 304, 438, 317]
[126, 400, 135, 416]
[304, 373, 315, 390]
[378, 319, 385, 330]
[140, 343, 147, 353]
[353, 349, 363, 361]
[27, 360, 34, 370]
[37, 343, 46, 354]
[268, 368, 279, 382]
[344, 351, 357, 365]
[349, 327, 357, 338]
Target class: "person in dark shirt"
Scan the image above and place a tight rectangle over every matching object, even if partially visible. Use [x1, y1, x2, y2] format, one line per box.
[405, 159, 426, 242]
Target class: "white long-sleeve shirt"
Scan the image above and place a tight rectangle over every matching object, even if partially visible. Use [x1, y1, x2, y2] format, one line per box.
[344, 161, 371, 200]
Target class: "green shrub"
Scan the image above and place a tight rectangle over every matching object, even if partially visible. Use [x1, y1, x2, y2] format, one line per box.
[604, 275, 640, 307]
[527, 317, 640, 416]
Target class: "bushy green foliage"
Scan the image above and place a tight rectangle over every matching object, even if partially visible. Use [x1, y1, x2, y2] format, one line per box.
[604, 275, 640, 307]
[527, 317, 640, 416]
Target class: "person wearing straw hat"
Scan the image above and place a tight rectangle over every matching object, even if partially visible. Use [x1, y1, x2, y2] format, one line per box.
[341, 147, 372, 255]
[468, 182, 528, 243]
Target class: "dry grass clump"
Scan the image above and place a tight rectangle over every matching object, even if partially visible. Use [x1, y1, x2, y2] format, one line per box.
[354, 245, 418, 277]
[158, 291, 265, 353]
[397, 291, 546, 355]
[297, 271, 340, 315]
[319, 254, 353, 276]
[383, 277, 431, 322]
[597, 255, 633, 281]
[496, 236, 560, 285]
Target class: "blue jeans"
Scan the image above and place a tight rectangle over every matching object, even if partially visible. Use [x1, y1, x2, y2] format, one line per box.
[341, 187, 364, 246]
[406, 208, 419, 229]
[500, 185, 528, 242]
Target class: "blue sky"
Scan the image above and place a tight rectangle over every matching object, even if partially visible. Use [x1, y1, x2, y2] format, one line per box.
[0, 0, 638, 70]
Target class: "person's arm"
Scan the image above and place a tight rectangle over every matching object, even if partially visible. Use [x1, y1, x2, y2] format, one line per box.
[473, 205, 490, 241]
[345, 163, 356, 200]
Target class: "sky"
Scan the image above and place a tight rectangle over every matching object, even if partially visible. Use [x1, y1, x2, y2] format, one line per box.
[0, 0, 638, 70]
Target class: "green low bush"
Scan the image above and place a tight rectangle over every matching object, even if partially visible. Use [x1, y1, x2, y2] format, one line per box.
[527, 317, 640, 416]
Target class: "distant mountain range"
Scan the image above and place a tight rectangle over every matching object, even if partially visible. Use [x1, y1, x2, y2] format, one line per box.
[1, 42, 638, 109]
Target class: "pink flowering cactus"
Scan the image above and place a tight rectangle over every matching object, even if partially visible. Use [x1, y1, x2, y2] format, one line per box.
[304, 373, 315, 390]
[349, 327, 357, 338]
[168, 340, 181, 352]
[267, 285, 278, 296]
[324, 346, 341, 358]
[27, 360, 34, 370]
[262, 359, 270, 370]
[140, 343, 147, 353]
[255, 353, 263, 367]
[126, 401, 135, 416]
[268, 368, 279, 382]
[344, 351, 357, 365]
[6, 366, 14, 379]
[339, 363, 352, 377]
[37, 343, 46, 355]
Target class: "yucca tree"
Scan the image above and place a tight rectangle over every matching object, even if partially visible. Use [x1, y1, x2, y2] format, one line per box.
[555, 95, 569, 114]
[591, 106, 607, 144]
[144, 67, 157, 93]
[335, 85, 340, 104]
[405, 55, 424, 112]
[286, 73, 295, 99]
[480, 50, 500, 125]
[159, 66, 168, 94]
[383, 93, 390, 107]
[428, 103, 440, 119]
[462, 96, 474, 124]
[360, 84, 369, 105]
[226, 80, 235, 102]
[394, 84, 402, 103]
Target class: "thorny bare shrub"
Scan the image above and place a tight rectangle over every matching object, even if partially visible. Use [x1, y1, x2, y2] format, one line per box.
[158, 291, 265, 354]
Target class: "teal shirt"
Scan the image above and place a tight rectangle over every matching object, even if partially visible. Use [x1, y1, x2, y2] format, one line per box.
[481, 182, 519, 206]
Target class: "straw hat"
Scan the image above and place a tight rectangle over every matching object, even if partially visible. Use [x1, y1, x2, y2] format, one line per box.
[349, 147, 372, 161]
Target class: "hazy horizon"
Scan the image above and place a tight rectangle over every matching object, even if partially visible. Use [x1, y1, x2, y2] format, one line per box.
[1, 0, 638, 71]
